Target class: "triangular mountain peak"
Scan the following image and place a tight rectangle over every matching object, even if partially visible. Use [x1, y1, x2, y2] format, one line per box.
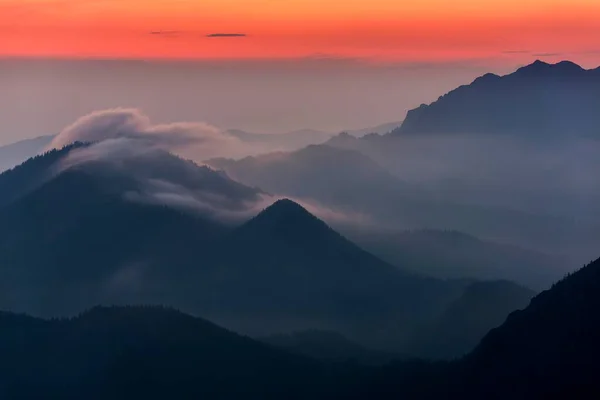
[242, 198, 328, 237]
[258, 198, 314, 219]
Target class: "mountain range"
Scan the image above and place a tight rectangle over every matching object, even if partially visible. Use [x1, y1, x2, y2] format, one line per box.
[207, 143, 583, 281]
[0, 145, 532, 357]
[394, 60, 600, 137]
[346, 229, 566, 290]
[350, 256, 600, 399]
[0, 306, 336, 400]
[1, 59, 599, 398]
[0, 121, 402, 173]
[1, 255, 599, 398]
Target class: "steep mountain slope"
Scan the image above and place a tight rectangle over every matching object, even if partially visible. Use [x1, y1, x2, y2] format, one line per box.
[207, 143, 594, 266]
[0, 145, 264, 316]
[0, 306, 338, 400]
[0, 148, 532, 358]
[461, 256, 600, 398]
[189, 199, 464, 349]
[352, 256, 600, 399]
[4, 256, 600, 400]
[395, 60, 600, 137]
[0, 144, 77, 207]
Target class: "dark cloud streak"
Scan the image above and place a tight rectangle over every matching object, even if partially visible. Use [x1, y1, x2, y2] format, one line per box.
[206, 33, 247, 38]
[150, 30, 182, 35]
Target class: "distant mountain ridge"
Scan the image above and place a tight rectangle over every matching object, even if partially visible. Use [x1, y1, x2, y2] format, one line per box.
[2, 256, 600, 399]
[0, 135, 53, 172]
[394, 60, 600, 137]
[0, 147, 535, 357]
[207, 142, 588, 277]
[347, 229, 566, 290]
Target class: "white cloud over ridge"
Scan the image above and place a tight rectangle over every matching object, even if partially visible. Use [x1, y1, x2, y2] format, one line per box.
[46, 108, 369, 225]
[49, 108, 250, 160]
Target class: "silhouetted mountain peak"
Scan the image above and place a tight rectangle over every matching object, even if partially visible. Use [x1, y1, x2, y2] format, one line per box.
[472, 72, 501, 84]
[555, 60, 584, 70]
[521, 59, 550, 70]
[232, 198, 399, 271]
[514, 59, 585, 77]
[267, 198, 310, 214]
[396, 59, 600, 136]
[244, 198, 327, 236]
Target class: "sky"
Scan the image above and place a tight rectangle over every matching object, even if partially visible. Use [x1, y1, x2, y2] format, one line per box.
[1, 0, 599, 144]
[1, 0, 599, 65]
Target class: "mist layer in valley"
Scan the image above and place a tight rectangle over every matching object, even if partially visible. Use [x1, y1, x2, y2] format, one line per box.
[0, 60, 598, 366]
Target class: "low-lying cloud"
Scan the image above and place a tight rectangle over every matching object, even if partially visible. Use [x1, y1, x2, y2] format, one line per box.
[46, 108, 372, 225]
[49, 108, 251, 160]
[47, 109, 278, 220]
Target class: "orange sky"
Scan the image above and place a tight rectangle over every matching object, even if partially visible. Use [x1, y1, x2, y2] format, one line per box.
[1, 0, 600, 65]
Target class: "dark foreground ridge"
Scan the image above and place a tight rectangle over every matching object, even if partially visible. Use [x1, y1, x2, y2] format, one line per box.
[1, 253, 600, 400]
[0, 306, 344, 400]
[349, 256, 600, 399]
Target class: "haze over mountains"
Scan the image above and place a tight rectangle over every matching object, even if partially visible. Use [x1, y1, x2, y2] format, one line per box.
[346, 229, 565, 290]
[350, 256, 600, 399]
[323, 61, 600, 264]
[2, 256, 600, 399]
[0, 121, 400, 173]
[0, 142, 535, 358]
[206, 141, 589, 282]
[1, 59, 599, 398]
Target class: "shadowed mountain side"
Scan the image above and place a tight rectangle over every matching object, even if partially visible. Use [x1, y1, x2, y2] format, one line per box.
[0, 168, 230, 316]
[2, 255, 599, 399]
[0, 142, 266, 214]
[0, 144, 266, 316]
[260, 329, 404, 366]
[0, 148, 535, 357]
[0, 143, 83, 207]
[344, 229, 567, 290]
[395, 60, 600, 137]
[0, 306, 344, 400]
[188, 199, 466, 350]
[347, 256, 600, 399]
